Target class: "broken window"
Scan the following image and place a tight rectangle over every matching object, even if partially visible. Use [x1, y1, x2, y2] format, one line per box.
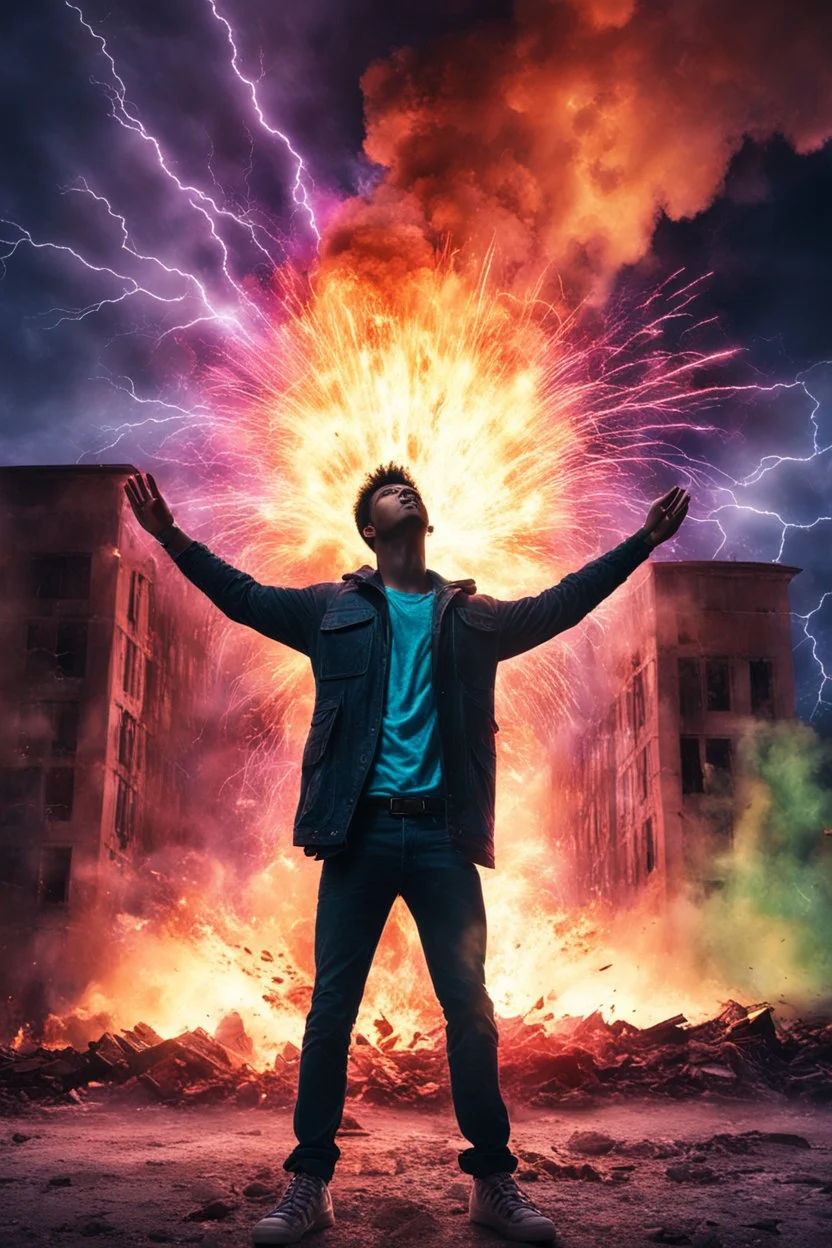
[750, 659, 774, 717]
[122, 634, 142, 699]
[678, 659, 701, 719]
[118, 709, 137, 769]
[680, 736, 704, 794]
[114, 775, 137, 849]
[637, 744, 649, 801]
[0, 767, 41, 824]
[632, 670, 645, 730]
[25, 620, 56, 680]
[704, 738, 733, 796]
[53, 703, 80, 754]
[29, 554, 91, 600]
[127, 569, 146, 628]
[705, 659, 731, 711]
[56, 622, 88, 678]
[38, 846, 72, 905]
[19, 702, 80, 757]
[0, 845, 35, 895]
[644, 817, 656, 875]
[26, 620, 88, 680]
[45, 767, 74, 820]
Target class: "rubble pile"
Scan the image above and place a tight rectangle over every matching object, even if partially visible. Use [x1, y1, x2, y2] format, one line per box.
[1, 1001, 830, 1114]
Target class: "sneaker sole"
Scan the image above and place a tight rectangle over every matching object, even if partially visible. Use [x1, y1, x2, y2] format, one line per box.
[251, 1208, 335, 1245]
[469, 1208, 557, 1242]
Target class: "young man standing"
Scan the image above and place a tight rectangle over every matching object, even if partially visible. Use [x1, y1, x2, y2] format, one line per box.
[125, 466, 690, 1244]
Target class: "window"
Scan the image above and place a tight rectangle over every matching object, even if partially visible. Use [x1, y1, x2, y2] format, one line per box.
[127, 570, 146, 628]
[678, 659, 701, 719]
[643, 817, 656, 875]
[637, 744, 649, 801]
[114, 775, 137, 849]
[750, 659, 774, 717]
[53, 703, 80, 754]
[706, 660, 731, 711]
[38, 846, 72, 905]
[118, 709, 137, 769]
[632, 670, 645, 730]
[680, 736, 704, 794]
[25, 621, 56, 680]
[25, 620, 87, 680]
[45, 767, 74, 820]
[19, 702, 80, 757]
[56, 622, 88, 679]
[29, 554, 91, 600]
[0, 767, 41, 824]
[122, 635, 141, 699]
[0, 845, 34, 895]
[704, 738, 733, 795]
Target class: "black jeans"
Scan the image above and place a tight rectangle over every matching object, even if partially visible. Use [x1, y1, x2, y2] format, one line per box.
[282, 807, 517, 1182]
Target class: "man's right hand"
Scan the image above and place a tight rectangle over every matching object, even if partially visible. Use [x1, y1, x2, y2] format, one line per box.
[124, 471, 175, 539]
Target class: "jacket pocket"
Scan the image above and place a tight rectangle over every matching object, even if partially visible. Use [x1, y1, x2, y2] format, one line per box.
[302, 698, 341, 768]
[454, 606, 499, 690]
[299, 698, 341, 824]
[318, 607, 375, 680]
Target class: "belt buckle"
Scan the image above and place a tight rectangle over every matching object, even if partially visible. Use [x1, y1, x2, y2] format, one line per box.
[388, 796, 426, 815]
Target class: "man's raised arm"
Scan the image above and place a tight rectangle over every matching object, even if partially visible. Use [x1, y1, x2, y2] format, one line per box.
[494, 486, 691, 661]
[124, 470, 320, 655]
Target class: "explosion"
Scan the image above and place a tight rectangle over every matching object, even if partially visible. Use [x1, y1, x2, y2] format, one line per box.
[17, 0, 832, 1065]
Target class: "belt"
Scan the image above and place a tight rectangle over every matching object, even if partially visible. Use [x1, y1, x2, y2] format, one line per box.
[361, 795, 447, 816]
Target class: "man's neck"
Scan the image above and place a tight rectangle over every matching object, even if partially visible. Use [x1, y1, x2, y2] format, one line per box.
[375, 536, 430, 593]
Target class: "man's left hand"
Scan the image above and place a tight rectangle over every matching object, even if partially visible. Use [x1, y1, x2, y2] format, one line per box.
[641, 486, 690, 548]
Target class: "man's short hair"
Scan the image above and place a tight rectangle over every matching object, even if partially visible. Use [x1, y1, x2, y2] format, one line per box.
[354, 462, 421, 550]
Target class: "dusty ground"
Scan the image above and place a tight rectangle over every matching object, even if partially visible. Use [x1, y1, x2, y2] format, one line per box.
[1, 1097, 831, 1248]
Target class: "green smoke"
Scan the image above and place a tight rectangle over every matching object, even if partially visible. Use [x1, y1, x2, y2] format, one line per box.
[697, 719, 832, 1011]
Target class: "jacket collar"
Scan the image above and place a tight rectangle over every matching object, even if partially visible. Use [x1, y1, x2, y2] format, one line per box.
[342, 564, 477, 596]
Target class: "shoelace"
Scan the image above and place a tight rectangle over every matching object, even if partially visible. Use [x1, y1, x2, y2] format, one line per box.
[484, 1172, 537, 1218]
[268, 1173, 323, 1219]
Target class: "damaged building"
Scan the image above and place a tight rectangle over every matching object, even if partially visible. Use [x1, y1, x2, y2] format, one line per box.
[553, 555, 800, 905]
[0, 464, 239, 1037]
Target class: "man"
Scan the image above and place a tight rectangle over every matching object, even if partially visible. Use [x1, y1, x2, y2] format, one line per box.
[124, 466, 689, 1245]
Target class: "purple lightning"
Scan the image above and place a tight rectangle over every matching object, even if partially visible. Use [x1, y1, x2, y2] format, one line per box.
[204, 0, 320, 243]
[0, 6, 828, 727]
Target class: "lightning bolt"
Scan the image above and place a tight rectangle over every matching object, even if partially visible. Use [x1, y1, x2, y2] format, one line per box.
[0, 7, 828, 729]
[203, 0, 320, 243]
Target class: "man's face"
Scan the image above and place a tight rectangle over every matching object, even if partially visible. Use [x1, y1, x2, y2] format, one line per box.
[365, 481, 430, 545]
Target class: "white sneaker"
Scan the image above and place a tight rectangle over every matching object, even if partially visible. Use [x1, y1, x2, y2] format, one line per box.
[469, 1171, 557, 1242]
[250, 1173, 335, 1245]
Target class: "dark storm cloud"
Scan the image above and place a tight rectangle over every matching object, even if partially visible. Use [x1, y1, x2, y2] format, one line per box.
[0, 0, 830, 729]
[0, 0, 509, 461]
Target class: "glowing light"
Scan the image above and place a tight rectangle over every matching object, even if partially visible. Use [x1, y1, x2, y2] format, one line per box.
[6, 0, 831, 1063]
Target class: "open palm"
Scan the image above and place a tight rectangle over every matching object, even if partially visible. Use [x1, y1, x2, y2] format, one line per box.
[124, 471, 174, 539]
[642, 486, 690, 547]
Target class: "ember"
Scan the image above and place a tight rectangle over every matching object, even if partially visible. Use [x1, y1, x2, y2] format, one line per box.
[3, 1002, 830, 1115]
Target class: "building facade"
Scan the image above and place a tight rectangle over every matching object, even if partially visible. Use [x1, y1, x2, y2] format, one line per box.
[553, 557, 800, 905]
[0, 464, 227, 1034]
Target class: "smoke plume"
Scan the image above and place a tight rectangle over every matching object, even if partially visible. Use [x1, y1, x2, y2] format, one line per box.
[321, 0, 832, 296]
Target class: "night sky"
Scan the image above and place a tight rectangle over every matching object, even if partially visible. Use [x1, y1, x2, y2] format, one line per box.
[1, 0, 830, 733]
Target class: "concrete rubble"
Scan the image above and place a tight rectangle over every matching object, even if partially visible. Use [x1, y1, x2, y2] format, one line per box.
[2, 1000, 831, 1114]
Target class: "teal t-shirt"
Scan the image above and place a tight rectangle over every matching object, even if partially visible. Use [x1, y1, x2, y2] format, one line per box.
[365, 586, 443, 796]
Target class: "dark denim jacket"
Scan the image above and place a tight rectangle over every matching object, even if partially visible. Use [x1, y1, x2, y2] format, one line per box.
[172, 530, 652, 867]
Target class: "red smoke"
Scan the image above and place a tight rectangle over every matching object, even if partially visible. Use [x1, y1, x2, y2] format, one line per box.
[321, 0, 832, 295]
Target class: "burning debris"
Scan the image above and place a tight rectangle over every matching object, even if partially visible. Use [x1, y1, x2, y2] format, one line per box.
[2, 1002, 830, 1115]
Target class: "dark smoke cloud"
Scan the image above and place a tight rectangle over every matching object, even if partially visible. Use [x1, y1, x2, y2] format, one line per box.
[322, 0, 832, 296]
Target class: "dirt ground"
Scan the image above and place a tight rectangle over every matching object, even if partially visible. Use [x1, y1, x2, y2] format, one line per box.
[1, 1096, 831, 1248]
